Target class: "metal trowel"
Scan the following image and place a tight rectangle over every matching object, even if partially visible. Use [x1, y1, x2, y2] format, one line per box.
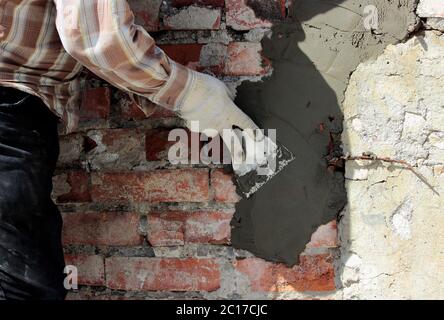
[228, 129, 296, 198]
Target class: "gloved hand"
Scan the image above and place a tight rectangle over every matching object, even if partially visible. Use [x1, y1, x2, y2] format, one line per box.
[178, 71, 259, 137]
[178, 71, 265, 173]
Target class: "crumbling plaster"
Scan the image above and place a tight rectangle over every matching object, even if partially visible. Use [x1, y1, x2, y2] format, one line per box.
[338, 21, 444, 300]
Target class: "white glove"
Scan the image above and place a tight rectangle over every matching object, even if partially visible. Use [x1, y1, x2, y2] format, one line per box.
[178, 71, 259, 136]
[178, 71, 275, 175]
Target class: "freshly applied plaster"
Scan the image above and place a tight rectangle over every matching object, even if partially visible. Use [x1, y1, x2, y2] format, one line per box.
[231, 0, 419, 265]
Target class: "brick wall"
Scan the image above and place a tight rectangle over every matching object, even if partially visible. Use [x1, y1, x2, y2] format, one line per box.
[55, 0, 338, 300]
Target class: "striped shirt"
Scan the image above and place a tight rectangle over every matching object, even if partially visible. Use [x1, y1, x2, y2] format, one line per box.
[0, 0, 194, 133]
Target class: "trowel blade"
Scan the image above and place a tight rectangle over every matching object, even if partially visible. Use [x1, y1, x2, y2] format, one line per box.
[233, 141, 296, 199]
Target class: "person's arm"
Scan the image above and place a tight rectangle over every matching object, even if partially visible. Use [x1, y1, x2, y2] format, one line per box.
[53, 0, 192, 115]
[54, 0, 261, 165]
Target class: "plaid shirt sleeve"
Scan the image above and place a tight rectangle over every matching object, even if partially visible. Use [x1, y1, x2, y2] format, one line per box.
[53, 0, 194, 115]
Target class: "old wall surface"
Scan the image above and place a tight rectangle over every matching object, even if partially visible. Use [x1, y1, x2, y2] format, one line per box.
[339, 2, 444, 299]
[55, 0, 338, 300]
[54, 0, 444, 300]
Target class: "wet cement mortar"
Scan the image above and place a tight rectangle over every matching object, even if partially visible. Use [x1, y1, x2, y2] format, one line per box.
[231, 0, 419, 266]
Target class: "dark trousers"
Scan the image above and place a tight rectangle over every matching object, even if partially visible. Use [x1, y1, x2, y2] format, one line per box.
[0, 86, 67, 300]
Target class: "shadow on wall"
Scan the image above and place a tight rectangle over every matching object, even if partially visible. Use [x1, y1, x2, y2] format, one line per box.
[231, 0, 348, 266]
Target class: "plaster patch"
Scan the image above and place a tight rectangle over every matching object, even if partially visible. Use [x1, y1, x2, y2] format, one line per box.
[390, 200, 413, 240]
[232, 0, 418, 266]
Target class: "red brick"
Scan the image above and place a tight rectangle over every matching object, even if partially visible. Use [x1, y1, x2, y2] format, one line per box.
[145, 128, 203, 162]
[86, 129, 145, 169]
[306, 220, 338, 249]
[54, 171, 91, 203]
[147, 211, 234, 246]
[224, 42, 271, 76]
[149, 106, 178, 119]
[129, 0, 162, 31]
[185, 211, 234, 244]
[121, 100, 149, 120]
[64, 254, 105, 286]
[226, 0, 286, 30]
[148, 212, 185, 246]
[160, 44, 203, 69]
[210, 169, 241, 203]
[62, 212, 142, 246]
[172, 0, 225, 7]
[58, 134, 83, 166]
[80, 88, 111, 121]
[234, 254, 335, 292]
[120, 98, 176, 121]
[99, 129, 143, 147]
[146, 129, 176, 161]
[91, 169, 210, 203]
[105, 257, 220, 291]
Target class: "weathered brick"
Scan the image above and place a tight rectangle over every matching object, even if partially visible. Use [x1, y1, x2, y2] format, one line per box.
[105, 257, 220, 291]
[146, 129, 177, 161]
[86, 129, 145, 170]
[58, 134, 83, 166]
[149, 106, 178, 119]
[147, 210, 234, 246]
[210, 169, 241, 203]
[80, 87, 111, 121]
[148, 212, 185, 246]
[160, 44, 203, 69]
[128, 0, 162, 31]
[62, 212, 142, 246]
[199, 43, 228, 73]
[226, 0, 286, 30]
[53, 171, 91, 203]
[120, 99, 150, 120]
[55, 1, 338, 299]
[91, 169, 210, 203]
[234, 254, 335, 292]
[306, 220, 338, 249]
[224, 42, 270, 76]
[145, 128, 203, 162]
[161, 42, 231, 75]
[119, 96, 176, 121]
[64, 254, 105, 286]
[185, 211, 234, 244]
[164, 6, 222, 30]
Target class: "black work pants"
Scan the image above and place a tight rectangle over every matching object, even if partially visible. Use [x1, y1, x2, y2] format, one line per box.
[0, 86, 67, 300]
